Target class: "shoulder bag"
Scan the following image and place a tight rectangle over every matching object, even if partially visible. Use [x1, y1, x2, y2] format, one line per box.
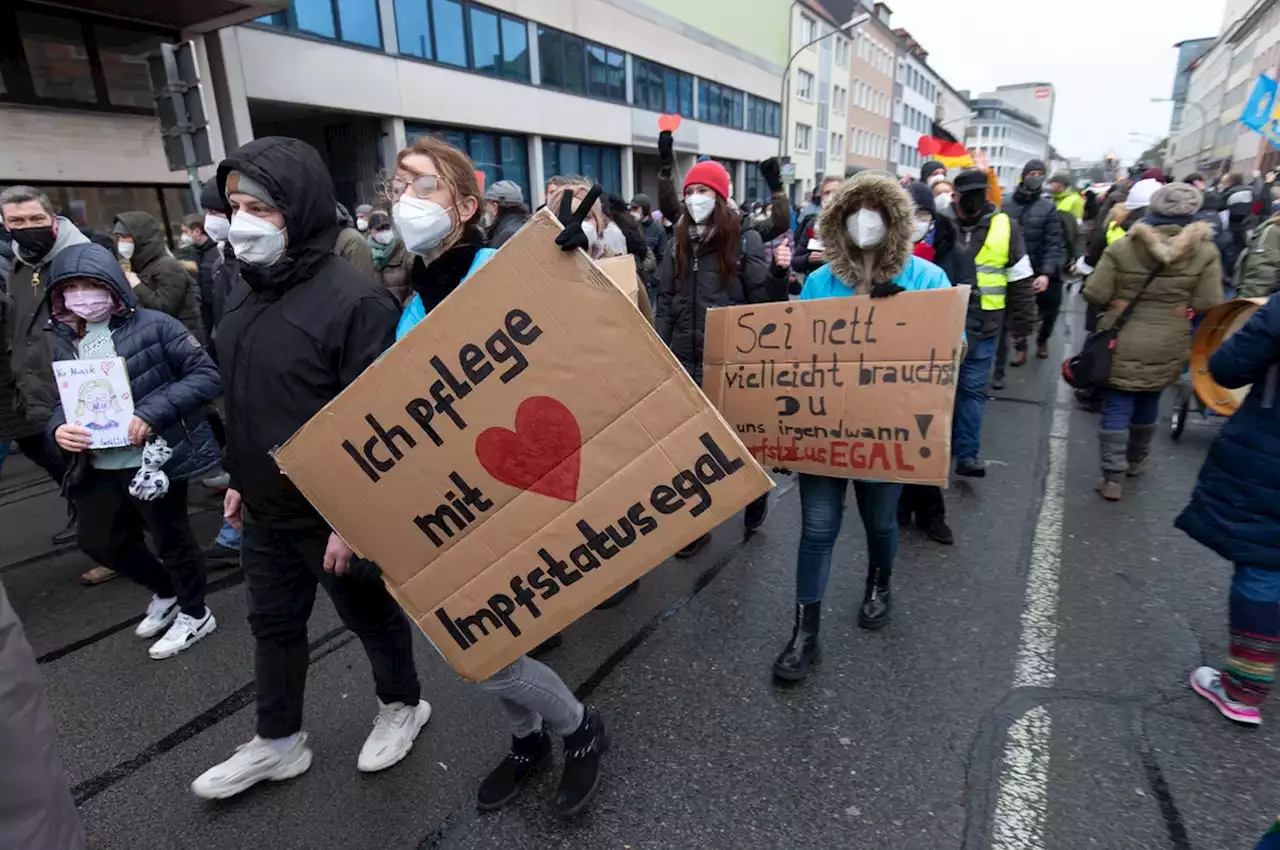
[1063, 264, 1163, 391]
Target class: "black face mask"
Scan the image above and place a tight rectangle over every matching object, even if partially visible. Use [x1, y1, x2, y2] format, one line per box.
[1023, 175, 1045, 193]
[957, 192, 987, 221]
[11, 225, 57, 259]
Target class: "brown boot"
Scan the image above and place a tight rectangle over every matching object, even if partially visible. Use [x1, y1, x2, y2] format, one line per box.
[1126, 424, 1157, 477]
[1010, 349, 1028, 367]
[1095, 478, 1123, 501]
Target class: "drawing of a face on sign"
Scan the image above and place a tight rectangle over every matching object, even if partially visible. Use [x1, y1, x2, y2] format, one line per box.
[76, 379, 123, 430]
[272, 210, 772, 681]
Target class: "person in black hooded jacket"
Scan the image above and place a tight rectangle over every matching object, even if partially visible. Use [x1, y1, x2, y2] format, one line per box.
[1000, 159, 1066, 367]
[192, 137, 427, 801]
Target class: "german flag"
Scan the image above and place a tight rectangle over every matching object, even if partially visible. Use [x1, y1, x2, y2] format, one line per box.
[917, 136, 973, 169]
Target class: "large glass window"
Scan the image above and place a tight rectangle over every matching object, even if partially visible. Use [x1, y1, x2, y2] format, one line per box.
[632, 58, 693, 117]
[537, 25, 624, 102]
[500, 16, 528, 80]
[254, 0, 383, 48]
[2, 9, 175, 113]
[746, 95, 780, 137]
[394, 0, 432, 58]
[96, 26, 167, 109]
[406, 123, 530, 200]
[432, 0, 466, 66]
[17, 11, 96, 103]
[542, 139, 621, 196]
[698, 79, 746, 129]
[468, 5, 500, 74]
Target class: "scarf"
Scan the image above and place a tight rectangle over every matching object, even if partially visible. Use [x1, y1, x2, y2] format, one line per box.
[370, 236, 398, 269]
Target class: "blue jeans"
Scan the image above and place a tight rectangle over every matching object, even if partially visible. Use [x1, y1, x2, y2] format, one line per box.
[952, 335, 998, 463]
[214, 519, 242, 550]
[0, 441, 10, 477]
[1100, 389, 1161, 430]
[1233, 565, 1280, 603]
[795, 474, 902, 604]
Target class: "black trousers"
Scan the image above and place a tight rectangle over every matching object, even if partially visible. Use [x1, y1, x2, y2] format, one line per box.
[74, 467, 206, 616]
[899, 484, 945, 523]
[1035, 282, 1064, 345]
[14, 431, 66, 484]
[241, 513, 420, 739]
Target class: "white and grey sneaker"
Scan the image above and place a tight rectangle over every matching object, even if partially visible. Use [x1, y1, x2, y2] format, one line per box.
[149, 609, 217, 660]
[191, 734, 313, 800]
[135, 595, 178, 639]
[357, 700, 432, 772]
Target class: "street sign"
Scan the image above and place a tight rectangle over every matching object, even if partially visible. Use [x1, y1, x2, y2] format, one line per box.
[146, 41, 212, 199]
[781, 161, 797, 184]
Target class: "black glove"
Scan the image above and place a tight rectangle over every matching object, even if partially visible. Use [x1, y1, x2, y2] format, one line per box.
[869, 282, 905, 299]
[345, 557, 383, 583]
[658, 130, 674, 168]
[554, 183, 604, 252]
[758, 157, 783, 193]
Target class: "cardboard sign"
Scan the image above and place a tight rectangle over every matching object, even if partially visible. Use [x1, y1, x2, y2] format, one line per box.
[273, 210, 772, 681]
[597, 255, 654, 326]
[52, 357, 134, 449]
[702, 287, 969, 486]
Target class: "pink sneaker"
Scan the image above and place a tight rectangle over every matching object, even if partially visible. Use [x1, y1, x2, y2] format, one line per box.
[1191, 666, 1262, 725]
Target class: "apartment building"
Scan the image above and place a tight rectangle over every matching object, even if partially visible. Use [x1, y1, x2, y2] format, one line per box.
[844, 1, 894, 172]
[964, 95, 1049, 190]
[1, 0, 788, 237]
[888, 28, 941, 181]
[783, 1, 853, 204]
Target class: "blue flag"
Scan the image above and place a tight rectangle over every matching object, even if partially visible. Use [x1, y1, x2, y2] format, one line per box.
[1241, 73, 1279, 135]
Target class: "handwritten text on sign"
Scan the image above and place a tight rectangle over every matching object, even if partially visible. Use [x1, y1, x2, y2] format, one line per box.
[702, 287, 969, 485]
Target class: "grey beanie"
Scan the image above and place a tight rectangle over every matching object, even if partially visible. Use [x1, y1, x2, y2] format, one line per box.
[1149, 182, 1203, 218]
[225, 170, 277, 208]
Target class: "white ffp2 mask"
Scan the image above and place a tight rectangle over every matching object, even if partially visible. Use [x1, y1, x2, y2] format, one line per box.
[393, 195, 454, 256]
[227, 211, 287, 266]
[203, 213, 230, 243]
[846, 209, 887, 249]
[685, 194, 716, 225]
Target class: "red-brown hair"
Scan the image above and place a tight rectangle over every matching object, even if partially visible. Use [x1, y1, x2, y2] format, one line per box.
[395, 136, 484, 236]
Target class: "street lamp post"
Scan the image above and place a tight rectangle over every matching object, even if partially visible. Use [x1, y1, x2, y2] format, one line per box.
[778, 12, 872, 159]
[1152, 97, 1211, 173]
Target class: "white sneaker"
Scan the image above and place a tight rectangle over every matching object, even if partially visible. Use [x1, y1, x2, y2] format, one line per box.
[149, 609, 217, 659]
[357, 700, 432, 772]
[135, 595, 178, 639]
[191, 734, 313, 800]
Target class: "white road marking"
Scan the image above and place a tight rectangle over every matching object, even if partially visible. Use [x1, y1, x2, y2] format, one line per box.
[990, 379, 1072, 849]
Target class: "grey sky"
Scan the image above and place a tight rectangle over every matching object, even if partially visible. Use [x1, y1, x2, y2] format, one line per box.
[887, 0, 1226, 165]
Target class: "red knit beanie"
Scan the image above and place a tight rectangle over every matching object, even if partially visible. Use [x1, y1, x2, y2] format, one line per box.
[683, 161, 731, 201]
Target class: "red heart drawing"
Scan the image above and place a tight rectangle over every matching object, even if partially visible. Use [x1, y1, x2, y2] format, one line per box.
[475, 396, 582, 503]
[101, 360, 114, 376]
[657, 113, 682, 133]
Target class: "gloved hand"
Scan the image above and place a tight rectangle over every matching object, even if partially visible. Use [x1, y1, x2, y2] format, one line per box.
[658, 130, 674, 168]
[870, 282, 905, 298]
[758, 157, 783, 193]
[345, 557, 384, 583]
[554, 183, 604, 252]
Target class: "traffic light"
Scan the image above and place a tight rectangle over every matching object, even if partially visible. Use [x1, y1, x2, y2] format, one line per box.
[145, 42, 213, 174]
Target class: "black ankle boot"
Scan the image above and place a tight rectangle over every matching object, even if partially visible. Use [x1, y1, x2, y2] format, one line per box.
[555, 706, 609, 818]
[477, 727, 552, 811]
[857, 569, 892, 630]
[773, 602, 821, 681]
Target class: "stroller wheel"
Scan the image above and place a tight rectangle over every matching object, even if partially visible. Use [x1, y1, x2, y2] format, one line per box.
[1171, 389, 1189, 441]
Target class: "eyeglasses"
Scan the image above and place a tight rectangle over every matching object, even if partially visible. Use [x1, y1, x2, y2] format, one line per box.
[389, 173, 439, 199]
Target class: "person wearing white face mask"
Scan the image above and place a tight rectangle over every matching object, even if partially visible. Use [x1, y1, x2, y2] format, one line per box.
[390, 137, 612, 819]
[194, 137, 429, 802]
[773, 172, 955, 683]
[111, 212, 202, 339]
[654, 159, 789, 548]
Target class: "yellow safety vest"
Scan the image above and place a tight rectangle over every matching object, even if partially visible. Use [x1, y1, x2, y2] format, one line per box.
[1106, 221, 1125, 245]
[975, 212, 1010, 311]
[1055, 191, 1084, 221]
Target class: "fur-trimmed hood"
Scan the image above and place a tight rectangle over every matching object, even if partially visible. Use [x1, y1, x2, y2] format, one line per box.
[1127, 220, 1214, 267]
[817, 172, 915, 292]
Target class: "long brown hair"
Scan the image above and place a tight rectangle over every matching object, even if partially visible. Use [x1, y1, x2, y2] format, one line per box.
[674, 195, 740, 288]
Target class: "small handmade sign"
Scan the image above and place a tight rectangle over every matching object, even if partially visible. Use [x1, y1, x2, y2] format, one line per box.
[52, 357, 133, 449]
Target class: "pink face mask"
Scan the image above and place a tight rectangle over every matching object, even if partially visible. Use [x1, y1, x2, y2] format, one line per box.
[63, 288, 116, 323]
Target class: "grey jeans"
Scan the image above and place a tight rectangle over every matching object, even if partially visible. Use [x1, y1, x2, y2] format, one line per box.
[477, 654, 584, 737]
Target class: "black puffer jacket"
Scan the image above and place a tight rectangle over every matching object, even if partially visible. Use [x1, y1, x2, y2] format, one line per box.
[216, 136, 401, 528]
[115, 211, 203, 338]
[654, 222, 772, 385]
[45, 242, 221, 482]
[1003, 185, 1066, 279]
[488, 207, 529, 250]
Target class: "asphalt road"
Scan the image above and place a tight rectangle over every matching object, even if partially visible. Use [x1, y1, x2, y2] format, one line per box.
[2, 293, 1276, 850]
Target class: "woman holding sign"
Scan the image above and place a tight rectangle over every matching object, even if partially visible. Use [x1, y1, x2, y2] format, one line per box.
[774, 173, 953, 681]
[654, 160, 791, 550]
[46, 242, 222, 661]
[390, 136, 609, 818]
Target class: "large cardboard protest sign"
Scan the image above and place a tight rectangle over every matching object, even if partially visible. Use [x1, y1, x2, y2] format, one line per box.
[702, 287, 969, 486]
[273, 210, 771, 681]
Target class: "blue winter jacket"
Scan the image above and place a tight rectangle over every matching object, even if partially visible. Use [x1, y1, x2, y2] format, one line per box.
[799, 253, 952, 300]
[44, 243, 222, 482]
[1176, 295, 1280, 569]
[396, 248, 496, 340]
